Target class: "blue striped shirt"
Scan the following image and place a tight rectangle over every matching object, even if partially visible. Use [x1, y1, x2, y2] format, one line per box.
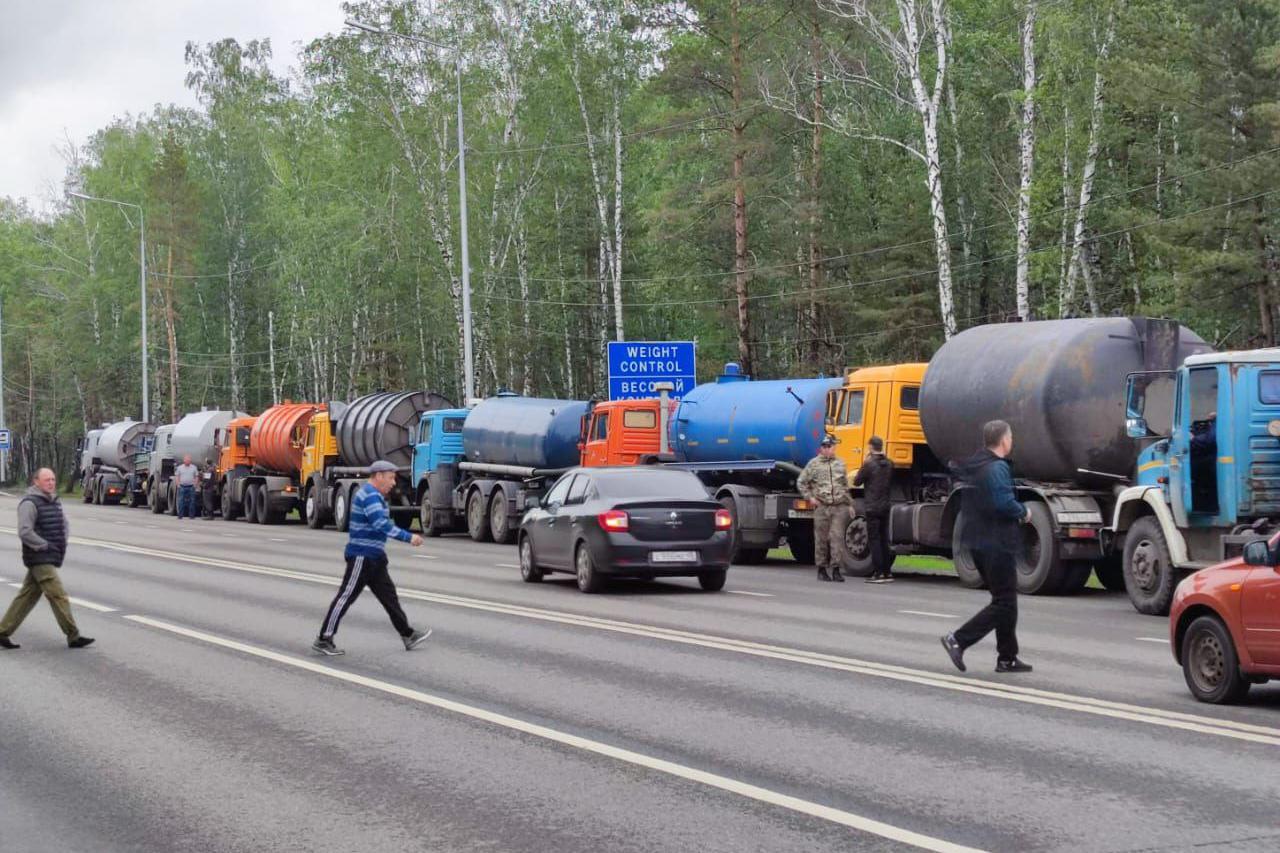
[346, 482, 413, 559]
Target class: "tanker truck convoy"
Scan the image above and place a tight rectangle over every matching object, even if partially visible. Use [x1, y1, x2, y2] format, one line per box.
[144, 410, 244, 514]
[301, 390, 452, 531]
[78, 419, 156, 506]
[217, 402, 323, 524]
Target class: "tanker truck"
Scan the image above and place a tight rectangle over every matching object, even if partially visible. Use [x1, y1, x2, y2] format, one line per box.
[79, 420, 156, 506]
[218, 403, 322, 524]
[827, 317, 1211, 596]
[301, 391, 452, 531]
[148, 410, 244, 514]
[416, 396, 590, 544]
[135, 424, 175, 511]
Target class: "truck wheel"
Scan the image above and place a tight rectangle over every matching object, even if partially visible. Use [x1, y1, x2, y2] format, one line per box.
[788, 524, 816, 566]
[221, 488, 239, 521]
[420, 493, 442, 537]
[1182, 615, 1250, 704]
[575, 542, 604, 593]
[244, 484, 260, 524]
[519, 535, 544, 583]
[1015, 502, 1066, 595]
[1123, 516, 1177, 615]
[150, 481, 163, 514]
[334, 487, 354, 533]
[718, 496, 747, 563]
[489, 491, 514, 545]
[467, 489, 492, 543]
[1094, 553, 1126, 592]
[840, 515, 877, 577]
[256, 488, 272, 524]
[81, 480, 93, 503]
[950, 511, 986, 589]
[698, 570, 728, 592]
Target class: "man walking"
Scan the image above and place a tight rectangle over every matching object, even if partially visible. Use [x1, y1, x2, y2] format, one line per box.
[175, 454, 200, 519]
[312, 460, 432, 655]
[797, 434, 850, 582]
[0, 468, 94, 650]
[200, 458, 219, 520]
[854, 435, 894, 583]
[941, 420, 1033, 674]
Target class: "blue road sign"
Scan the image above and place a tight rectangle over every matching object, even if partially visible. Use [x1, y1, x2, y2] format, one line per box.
[0, 429, 10, 451]
[607, 341, 697, 401]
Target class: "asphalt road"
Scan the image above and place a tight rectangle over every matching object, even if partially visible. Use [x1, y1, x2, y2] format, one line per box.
[3, 493, 1280, 853]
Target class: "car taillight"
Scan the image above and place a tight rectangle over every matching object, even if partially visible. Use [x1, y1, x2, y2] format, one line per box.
[793, 499, 813, 511]
[598, 510, 629, 532]
[715, 509, 733, 530]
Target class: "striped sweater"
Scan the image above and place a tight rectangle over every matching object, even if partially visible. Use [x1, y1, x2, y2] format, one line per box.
[346, 482, 413, 559]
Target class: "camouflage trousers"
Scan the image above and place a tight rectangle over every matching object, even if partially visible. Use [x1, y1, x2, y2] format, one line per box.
[813, 504, 850, 570]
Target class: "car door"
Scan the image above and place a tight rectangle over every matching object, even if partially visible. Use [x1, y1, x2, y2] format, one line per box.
[537, 474, 576, 569]
[562, 474, 593, 561]
[1242, 537, 1280, 666]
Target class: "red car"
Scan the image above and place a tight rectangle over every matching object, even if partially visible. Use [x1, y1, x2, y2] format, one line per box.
[1170, 537, 1280, 703]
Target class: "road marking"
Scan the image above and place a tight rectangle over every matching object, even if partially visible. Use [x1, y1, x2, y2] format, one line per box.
[899, 610, 957, 619]
[727, 590, 775, 598]
[269, 538, 287, 543]
[5, 582, 115, 612]
[496, 563, 520, 569]
[123, 614, 981, 853]
[413, 554, 438, 561]
[115, 521, 129, 525]
[1136, 637, 1168, 644]
[181, 528, 195, 532]
[14, 530, 1280, 747]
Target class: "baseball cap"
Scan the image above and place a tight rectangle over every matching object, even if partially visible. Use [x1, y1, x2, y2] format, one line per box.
[820, 434, 838, 448]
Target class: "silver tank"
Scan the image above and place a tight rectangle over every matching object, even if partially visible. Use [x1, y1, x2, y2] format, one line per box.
[96, 420, 157, 472]
[170, 409, 245, 466]
[335, 391, 453, 468]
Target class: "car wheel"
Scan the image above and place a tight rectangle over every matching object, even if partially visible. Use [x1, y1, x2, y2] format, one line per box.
[951, 510, 986, 589]
[698, 569, 727, 592]
[334, 487, 353, 533]
[244, 484, 260, 524]
[575, 542, 604, 593]
[1123, 516, 1176, 615]
[519, 535, 544, 583]
[467, 489, 492, 543]
[489, 490, 514, 545]
[840, 514, 877, 577]
[1182, 615, 1250, 704]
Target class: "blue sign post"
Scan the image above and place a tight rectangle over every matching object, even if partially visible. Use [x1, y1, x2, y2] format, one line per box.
[607, 341, 697, 401]
[0, 429, 9, 451]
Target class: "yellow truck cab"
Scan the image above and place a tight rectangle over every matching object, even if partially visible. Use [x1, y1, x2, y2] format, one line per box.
[301, 411, 338, 491]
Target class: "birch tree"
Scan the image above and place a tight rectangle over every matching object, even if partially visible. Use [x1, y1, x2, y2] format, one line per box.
[1014, 1, 1037, 321]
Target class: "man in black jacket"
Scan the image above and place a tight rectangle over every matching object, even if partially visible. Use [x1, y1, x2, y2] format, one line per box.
[854, 435, 894, 583]
[941, 420, 1032, 673]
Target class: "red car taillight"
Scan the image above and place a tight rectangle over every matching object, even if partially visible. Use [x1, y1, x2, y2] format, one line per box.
[715, 509, 732, 530]
[597, 510, 629, 532]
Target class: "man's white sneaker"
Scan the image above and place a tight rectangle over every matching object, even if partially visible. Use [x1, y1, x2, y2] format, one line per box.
[404, 629, 433, 650]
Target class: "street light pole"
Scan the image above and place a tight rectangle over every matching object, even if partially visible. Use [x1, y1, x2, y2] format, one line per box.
[346, 19, 474, 404]
[68, 191, 149, 423]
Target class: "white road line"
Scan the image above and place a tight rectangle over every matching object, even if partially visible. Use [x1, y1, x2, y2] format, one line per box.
[12, 529, 1280, 747]
[115, 521, 129, 525]
[269, 538, 287, 543]
[496, 563, 520, 569]
[899, 610, 957, 619]
[727, 590, 775, 598]
[123, 614, 980, 853]
[1136, 637, 1168, 644]
[413, 554, 438, 561]
[6, 582, 19, 588]
[69, 596, 117, 613]
[181, 528, 195, 533]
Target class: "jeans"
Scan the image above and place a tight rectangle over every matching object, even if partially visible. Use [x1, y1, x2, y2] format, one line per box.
[178, 485, 198, 518]
[953, 548, 1019, 660]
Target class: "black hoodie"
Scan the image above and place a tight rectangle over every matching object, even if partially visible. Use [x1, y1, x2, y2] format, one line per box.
[952, 449, 1027, 554]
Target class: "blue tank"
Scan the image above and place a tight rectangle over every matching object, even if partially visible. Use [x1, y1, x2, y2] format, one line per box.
[462, 395, 591, 470]
[671, 364, 841, 468]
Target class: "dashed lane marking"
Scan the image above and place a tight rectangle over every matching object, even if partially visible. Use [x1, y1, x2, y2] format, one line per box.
[899, 610, 957, 619]
[123, 613, 983, 853]
[413, 554, 438, 560]
[496, 563, 520, 569]
[727, 590, 775, 598]
[1136, 637, 1168, 644]
[10, 529, 1280, 748]
[269, 538, 287, 543]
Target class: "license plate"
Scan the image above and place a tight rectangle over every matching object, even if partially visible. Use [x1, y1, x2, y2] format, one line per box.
[651, 550, 698, 564]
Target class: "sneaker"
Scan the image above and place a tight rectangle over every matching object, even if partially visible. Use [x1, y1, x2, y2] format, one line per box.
[0, 636, 19, 650]
[880, 574, 895, 583]
[864, 573, 881, 584]
[67, 636, 95, 649]
[817, 568, 832, 582]
[830, 568, 845, 583]
[940, 634, 966, 672]
[403, 628, 433, 650]
[312, 638, 345, 656]
[996, 658, 1033, 673]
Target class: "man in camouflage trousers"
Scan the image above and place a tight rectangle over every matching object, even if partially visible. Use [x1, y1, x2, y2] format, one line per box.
[797, 434, 851, 582]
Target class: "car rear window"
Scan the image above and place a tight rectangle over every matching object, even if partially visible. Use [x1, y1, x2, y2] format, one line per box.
[595, 471, 710, 499]
[1260, 371, 1280, 405]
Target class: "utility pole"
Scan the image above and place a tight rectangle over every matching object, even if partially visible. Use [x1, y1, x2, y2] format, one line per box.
[0, 294, 7, 484]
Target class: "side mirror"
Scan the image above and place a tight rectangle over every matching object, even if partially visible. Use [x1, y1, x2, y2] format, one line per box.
[1243, 540, 1274, 567]
[1126, 417, 1152, 439]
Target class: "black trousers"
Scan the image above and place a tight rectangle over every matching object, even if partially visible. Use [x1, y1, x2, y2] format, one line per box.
[202, 486, 218, 518]
[319, 554, 413, 640]
[953, 548, 1019, 660]
[866, 510, 892, 575]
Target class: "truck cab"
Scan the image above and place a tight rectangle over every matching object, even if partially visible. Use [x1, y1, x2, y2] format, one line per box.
[413, 409, 469, 486]
[301, 411, 339, 490]
[579, 398, 677, 467]
[1117, 350, 1280, 613]
[827, 363, 929, 471]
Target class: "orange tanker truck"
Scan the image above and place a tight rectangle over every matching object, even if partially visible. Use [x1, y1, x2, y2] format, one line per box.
[217, 402, 323, 524]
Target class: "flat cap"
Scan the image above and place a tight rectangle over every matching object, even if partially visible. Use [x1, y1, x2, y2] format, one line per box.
[369, 460, 398, 474]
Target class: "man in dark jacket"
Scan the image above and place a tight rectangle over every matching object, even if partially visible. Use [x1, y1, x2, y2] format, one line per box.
[941, 420, 1032, 673]
[200, 458, 219, 520]
[854, 435, 894, 583]
[0, 468, 94, 649]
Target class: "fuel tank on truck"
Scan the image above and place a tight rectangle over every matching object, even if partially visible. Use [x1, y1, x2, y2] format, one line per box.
[920, 317, 1212, 482]
[170, 409, 246, 466]
[336, 391, 454, 469]
[96, 420, 157, 472]
[462, 395, 590, 470]
[250, 402, 324, 474]
[671, 363, 842, 468]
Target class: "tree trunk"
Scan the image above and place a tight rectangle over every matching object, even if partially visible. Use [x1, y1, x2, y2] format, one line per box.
[1015, 1, 1038, 321]
[807, 15, 824, 367]
[731, 0, 754, 374]
[1257, 206, 1279, 346]
[164, 244, 180, 423]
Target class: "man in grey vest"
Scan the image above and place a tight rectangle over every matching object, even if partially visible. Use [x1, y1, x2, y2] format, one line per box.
[0, 468, 94, 649]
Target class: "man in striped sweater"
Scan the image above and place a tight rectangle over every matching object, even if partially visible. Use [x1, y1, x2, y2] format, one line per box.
[313, 460, 431, 656]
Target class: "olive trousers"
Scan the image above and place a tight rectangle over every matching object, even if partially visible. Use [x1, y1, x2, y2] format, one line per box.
[0, 563, 80, 640]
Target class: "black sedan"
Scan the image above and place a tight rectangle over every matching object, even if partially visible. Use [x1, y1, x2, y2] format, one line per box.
[517, 467, 733, 593]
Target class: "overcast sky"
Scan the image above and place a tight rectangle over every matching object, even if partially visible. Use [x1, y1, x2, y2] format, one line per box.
[0, 0, 347, 212]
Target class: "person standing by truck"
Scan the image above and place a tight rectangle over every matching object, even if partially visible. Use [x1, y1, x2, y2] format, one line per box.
[941, 420, 1033, 674]
[200, 458, 218, 519]
[175, 454, 199, 519]
[797, 434, 850, 583]
[312, 460, 433, 656]
[854, 436, 894, 583]
[0, 468, 94, 650]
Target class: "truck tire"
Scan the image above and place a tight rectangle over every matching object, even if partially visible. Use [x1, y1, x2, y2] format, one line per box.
[1094, 553, 1126, 592]
[334, 486, 354, 533]
[305, 484, 326, 529]
[81, 480, 93, 503]
[718, 495, 747, 564]
[150, 481, 164, 514]
[788, 524, 816, 566]
[1182, 615, 1250, 704]
[1123, 515, 1177, 615]
[256, 488, 273, 524]
[489, 491, 514, 545]
[221, 487, 239, 521]
[1015, 502, 1066, 595]
[420, 493, 443, 537]
[950, 511, 986, 589]
[467, 488, 492, 543]
[840, 515, 878, 577]
[244, 484, 260, 524]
